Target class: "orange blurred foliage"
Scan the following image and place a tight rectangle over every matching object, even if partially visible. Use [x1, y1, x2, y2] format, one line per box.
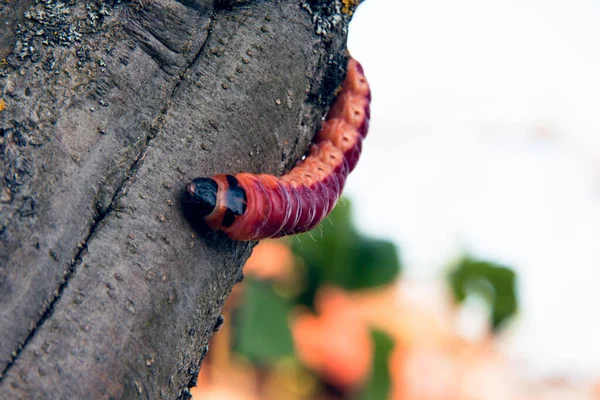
[243, 240, 295, 281]
[291, 286, 373, 391]
[350, 283, 514, 400]
[224, 240, 296, 309]
[192, 240, 600, 400]
[189, 385, 256, 400]
[348, 284, 455, 348]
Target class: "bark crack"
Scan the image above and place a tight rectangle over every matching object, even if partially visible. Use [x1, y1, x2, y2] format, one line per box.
[0, 8, 218, 383]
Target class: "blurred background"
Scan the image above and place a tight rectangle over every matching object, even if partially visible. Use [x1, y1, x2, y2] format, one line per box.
[192, 1, 600, 399]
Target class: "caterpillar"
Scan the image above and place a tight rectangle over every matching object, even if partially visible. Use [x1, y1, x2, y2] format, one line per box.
[184, 57, 370, 240]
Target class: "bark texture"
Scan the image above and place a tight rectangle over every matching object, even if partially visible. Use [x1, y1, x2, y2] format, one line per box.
[0, 0, 355, 398]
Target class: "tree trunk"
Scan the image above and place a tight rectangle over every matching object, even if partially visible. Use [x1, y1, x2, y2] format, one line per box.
[0, 0, 354, 398]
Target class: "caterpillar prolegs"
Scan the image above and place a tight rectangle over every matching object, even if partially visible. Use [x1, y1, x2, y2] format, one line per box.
[184, 57, 370, 240]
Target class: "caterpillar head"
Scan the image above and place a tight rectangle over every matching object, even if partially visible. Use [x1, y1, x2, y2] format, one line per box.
[184, 174, 248, 234]
[185, 178, 218, 217]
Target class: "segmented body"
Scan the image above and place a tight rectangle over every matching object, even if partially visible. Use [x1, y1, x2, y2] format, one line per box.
[185, 57, 370, 240]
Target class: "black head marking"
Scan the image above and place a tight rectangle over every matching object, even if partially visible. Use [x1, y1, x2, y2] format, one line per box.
[185, 178, 218, 218]
[222, 175, 247, 227]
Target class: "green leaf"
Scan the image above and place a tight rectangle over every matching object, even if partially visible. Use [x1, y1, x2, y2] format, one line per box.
[359, 330, 395, 400]
[448, 256, 518, 330]
[233, 278, 295, 364]
[290, 199, 401, 307]
[348, 238, 400, 290]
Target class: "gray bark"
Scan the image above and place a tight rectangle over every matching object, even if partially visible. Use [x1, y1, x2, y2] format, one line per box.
[0, 0, 354, 398]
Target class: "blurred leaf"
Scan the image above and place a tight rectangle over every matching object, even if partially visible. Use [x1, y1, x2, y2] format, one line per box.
[360, 330, 395, 400]
[351, 238, 399, 289]
[234, 278, 294, 363]
[448, 256, 518, 330]
[290, 199, 401, 307]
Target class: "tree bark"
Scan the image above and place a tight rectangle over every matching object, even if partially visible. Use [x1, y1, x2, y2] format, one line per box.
[0, 0, 354, 398]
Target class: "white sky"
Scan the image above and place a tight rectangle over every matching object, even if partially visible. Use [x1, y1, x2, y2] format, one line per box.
[345, 0, 600, 378]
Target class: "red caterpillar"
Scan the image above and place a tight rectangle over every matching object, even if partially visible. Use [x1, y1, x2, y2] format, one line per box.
[185, 57, 370, 240]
